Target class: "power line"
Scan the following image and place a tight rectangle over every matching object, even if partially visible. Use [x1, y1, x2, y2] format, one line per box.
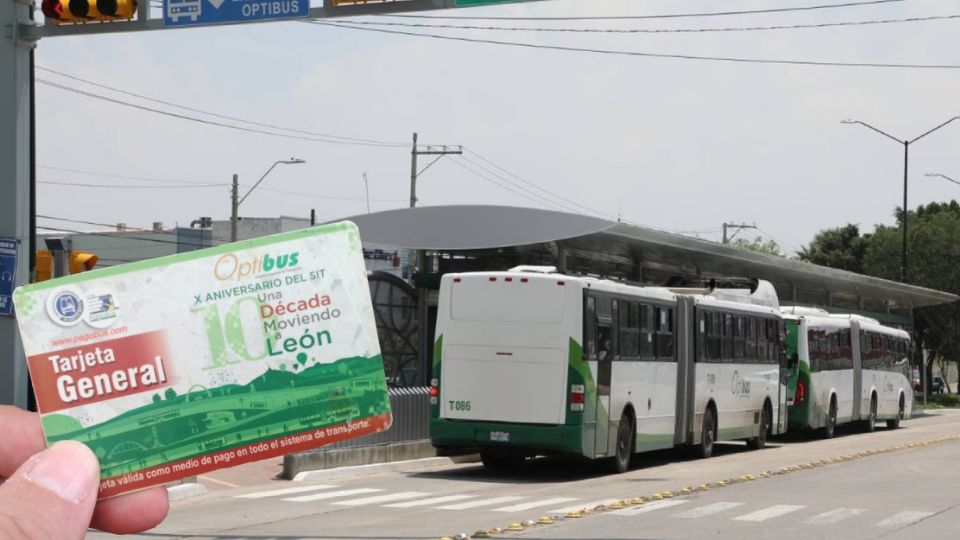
[446, 157, 572, 212]
[37, 66, 406, 147]
[312, 21, 960, 70]
[36, 225, 215, 247]
[342, 13, 960, 34]
[38, 215, 235, 245]
[455, 154, 586, 214]
[36, 79, 408, 147]
[381, 0, 906, 21]
[38, 164, 220, 186]
[39, 180, 225, 189]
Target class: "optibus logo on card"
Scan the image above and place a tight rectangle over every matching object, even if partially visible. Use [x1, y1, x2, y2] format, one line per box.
[213, 250, 300, 282]
[46, 288, 85, 327]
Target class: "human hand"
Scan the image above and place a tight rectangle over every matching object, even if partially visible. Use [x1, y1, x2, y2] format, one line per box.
[0, 405, 169, 539]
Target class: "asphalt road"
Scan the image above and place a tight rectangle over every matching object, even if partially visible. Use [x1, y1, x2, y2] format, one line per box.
[88, 410, 960, 540]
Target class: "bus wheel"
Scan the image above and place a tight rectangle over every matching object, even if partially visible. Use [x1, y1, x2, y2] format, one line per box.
[822, 398, 837, 439]
[887, 395, 904, 429]
[747, 404, 770, 450]
[480, 451, 524, 471]
[609, 412, 634, 473]
[864, 395, 877, 433]
[698, 407, 716, 459]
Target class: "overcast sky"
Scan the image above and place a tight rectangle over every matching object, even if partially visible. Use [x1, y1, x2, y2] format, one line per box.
[32, 0, 960, 255]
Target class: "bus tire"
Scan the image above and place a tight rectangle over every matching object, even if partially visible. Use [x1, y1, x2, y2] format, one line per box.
[698, 407, 716, 459]
[887, 394, 904, 429]
[609, 411, 635, 473]
[747, 402, 771, 450]
[480, 451, 524, 471]
[864, 394, 877, 433]
[822, 397, 837, 439]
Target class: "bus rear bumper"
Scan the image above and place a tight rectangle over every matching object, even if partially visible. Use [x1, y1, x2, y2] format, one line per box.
[430, 418, 583, 456]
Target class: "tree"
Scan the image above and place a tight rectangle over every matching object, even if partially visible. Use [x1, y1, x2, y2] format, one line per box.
[164, 387, 177, 401]
[731, 236, 782, 257]
[797, 224, 869, 273]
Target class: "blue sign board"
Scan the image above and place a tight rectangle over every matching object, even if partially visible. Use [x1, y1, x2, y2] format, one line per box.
[0, 238, 19, 317]
[163, 0, 309, 28]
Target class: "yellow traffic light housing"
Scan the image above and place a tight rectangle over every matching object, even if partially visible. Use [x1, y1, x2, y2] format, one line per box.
[70, 252, 99, 274]
[34, 250, 98, 282]
[35, 251, 53, 282]
[41, 0, 137, 25]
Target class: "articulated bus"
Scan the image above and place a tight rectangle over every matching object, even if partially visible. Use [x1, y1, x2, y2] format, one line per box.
[429, 267, 788, 472]
[782, 308, 912, 438]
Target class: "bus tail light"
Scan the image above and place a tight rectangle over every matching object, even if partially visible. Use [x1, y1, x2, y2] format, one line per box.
[570, 384, 585, 412]
[795, 379, 806, 407]
[430, 378, 439, 405]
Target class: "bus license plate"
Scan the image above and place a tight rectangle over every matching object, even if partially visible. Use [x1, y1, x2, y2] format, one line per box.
[490, 431, 510, 442]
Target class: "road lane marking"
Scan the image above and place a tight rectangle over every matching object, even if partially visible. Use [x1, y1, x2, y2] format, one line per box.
[609, 500, 689, 515]
[803, 508, 866, 525]
[284, 488, 383, 503]
[384, 495, 478, 508]
[674, 502, 744, 518]
[200, 476, 242, 489]
[733, 505, 805, 522]
[437, 496, 526, 510]
[876, 511, 934, 527]
[334, 492, 430, 506]
[549, 499, 621, 513]
[235, 484, 338, 499]
[493, 498, 579, 512]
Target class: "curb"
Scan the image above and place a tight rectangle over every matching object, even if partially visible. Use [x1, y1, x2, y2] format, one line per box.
[293, 457, 457, 482]
[168, 482, 208, 502]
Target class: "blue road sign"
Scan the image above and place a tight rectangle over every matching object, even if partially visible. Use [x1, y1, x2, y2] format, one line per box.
[163, 0, 309, 28]
[0, 238, 19, 317]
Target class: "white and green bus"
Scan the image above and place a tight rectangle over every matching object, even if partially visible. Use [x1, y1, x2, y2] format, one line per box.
[429, 267, 788, 472]
[782, 308, 913, 438]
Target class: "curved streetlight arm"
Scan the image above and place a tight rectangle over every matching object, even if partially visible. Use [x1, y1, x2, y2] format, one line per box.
[910, 116, 960, 144]
[840, 119, 902, 144]
[239, 159, 305, 205]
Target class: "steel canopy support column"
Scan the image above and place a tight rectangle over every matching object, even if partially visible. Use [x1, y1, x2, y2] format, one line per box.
[0, 1, 33, 407]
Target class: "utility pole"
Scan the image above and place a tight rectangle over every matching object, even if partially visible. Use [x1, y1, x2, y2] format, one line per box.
[409, 132, 462, 208]
[230, 174, 239, 243]
[722, 222, 757, 244]
[362, 172, 370, 213]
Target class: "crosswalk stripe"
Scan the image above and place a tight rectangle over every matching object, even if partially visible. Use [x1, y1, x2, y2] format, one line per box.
[876, 511, 934, 527]
[235, 484, 338, 499]
[493, 498, 579, 512]
[284, 488, 383, 503]
[609, 499, 689, 516]
[674, 502, 744, 518]
[436, 496, 526, 510]
[549, 499, 622, 514]
[733, 505, 805, 522]
[333, 492, 430, 506]
[384, 495, 478, 508]
[803, 508, 866, 525]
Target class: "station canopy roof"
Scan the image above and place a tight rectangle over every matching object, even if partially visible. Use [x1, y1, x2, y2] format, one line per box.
[340, 205, 957, 310]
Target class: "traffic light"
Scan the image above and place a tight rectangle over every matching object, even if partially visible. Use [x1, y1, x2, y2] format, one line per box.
[41, 0, 137, 25]
[34, 250, 98, 282]
[69, 252, 99, 274]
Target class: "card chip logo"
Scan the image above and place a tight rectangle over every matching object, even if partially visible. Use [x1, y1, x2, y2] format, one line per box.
[50, 290, 84, 326]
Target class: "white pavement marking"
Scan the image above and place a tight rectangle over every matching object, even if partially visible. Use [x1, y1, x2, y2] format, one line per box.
[733, 505, 806, 522]
[235, 485, 338, 499]
[384, 495, 478, 508]
[803, 508, 866, 525]
[876, 511, 934, 527]
[436, 496, 526, 510]
[674, 502, 745, 518]
[549, 499, 622, 514]
[284, 488, 383, 503]
[493, 498, 579, 512]
[334, 492, 431, 506]
[609, 500, 689, 516]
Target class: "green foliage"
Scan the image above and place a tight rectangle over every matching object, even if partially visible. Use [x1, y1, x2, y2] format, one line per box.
[796, 224, 869, 273]
[921, 392, 960, 409]
[731, 236, 782, 257]
[164, 387, 177, 400]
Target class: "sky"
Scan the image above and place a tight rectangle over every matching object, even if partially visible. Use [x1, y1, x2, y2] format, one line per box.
[31, 0, 960, 256]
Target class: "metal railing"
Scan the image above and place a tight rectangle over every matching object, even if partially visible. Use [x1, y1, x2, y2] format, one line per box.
[322, 387, 431, 450]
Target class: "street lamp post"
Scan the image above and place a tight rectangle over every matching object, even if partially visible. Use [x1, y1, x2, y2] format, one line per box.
[231, 158, 306, 242]
[841, 116, 960, 283]
[925, 172, 960, 188]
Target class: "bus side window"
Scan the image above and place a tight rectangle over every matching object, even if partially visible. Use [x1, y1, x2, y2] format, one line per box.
[640, 304, 654, 360]
[585, 296, 597, 360]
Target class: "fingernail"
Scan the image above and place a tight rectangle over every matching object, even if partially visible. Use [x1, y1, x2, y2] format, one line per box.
[24, 441, 99, 503]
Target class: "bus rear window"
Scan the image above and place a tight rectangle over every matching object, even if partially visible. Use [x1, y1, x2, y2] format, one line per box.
[450, 277, 566, 323]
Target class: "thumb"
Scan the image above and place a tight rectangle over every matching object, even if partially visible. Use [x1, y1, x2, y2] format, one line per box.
[0, 441, 100, 540]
